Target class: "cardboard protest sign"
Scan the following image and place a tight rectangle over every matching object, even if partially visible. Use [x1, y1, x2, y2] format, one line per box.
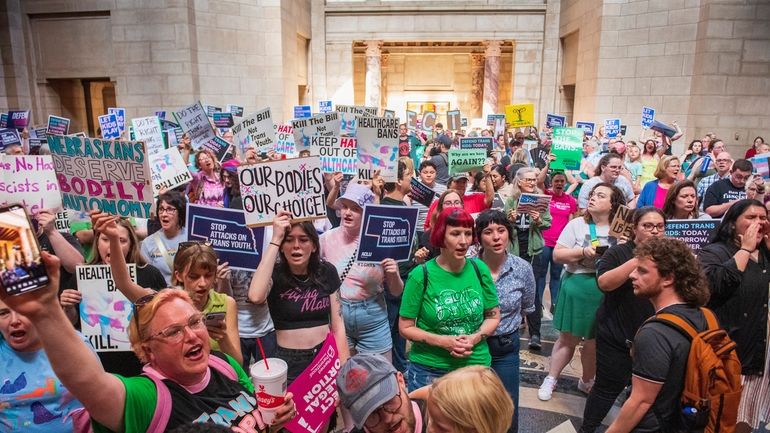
[459, 137, 493, 151]
[149, 147, 192, 196]
[318, 100, 333, 114]
[186, 204, 265, 271]
[48, 135, 153, 218]
[421, 111, 437, 131]
[447, 110, 461, 131]
[285, 333, 340, 433]
[517, 193, 552, 214]
[274, 123, 296, 156]
[173, 101, 217, 150]
[665, 219, 719, 255]
[0, 128, 20, 150]
[546, 114, 566, 128]
[314, 136, 357, 175]
[294, 105, 312, 119]
[108, 108, 126, 135]
[505, 103, 535, 127]
[604, 118, 621, 138]
[357, 205, 419, 263]
[227, 104, 244, 117]
[7, 110, 30, 129]
[47, 115, 70, 136]
[550, 127, 584, 170]
[406, 110, 417, 130]
[576, 121, 595, 136]
[238, 156, 326, 227]
[448, 149, 487, 174]
[212, 112, 234, 128]
[98, 114, 120, 140]
[0, 113, 6, 128]
[641, 106, 655, 129]
[609, 205, 634, 239]
[0, 155, 62, 213]
[132, 116, 165, 156]
[409, 178, 436, 207]
[232, 108, 276, 155]
[77, 264, 136, 351]
[292, 112, 341, 154]
[356, 116, 399, 181]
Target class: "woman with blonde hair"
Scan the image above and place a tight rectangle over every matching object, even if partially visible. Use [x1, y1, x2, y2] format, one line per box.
[426, 366, 514, 433]
[637, 155, 681, 208]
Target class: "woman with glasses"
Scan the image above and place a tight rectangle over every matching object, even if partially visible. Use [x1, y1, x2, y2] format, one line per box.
[93, 211, 243, 365]
[141, 191, 187, 285]
[0, 264, 297, 433]
[579, 208, 665, 433]
[636, 156, 681, 208]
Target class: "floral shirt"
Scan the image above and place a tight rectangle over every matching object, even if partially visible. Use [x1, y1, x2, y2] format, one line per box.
[477, 252, 536, 335]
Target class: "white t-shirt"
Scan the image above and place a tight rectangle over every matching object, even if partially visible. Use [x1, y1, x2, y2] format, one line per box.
[578, 176, 635, 208]
[556, 218, 610, 274]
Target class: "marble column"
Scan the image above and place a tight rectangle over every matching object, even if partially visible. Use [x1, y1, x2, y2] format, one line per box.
[482, 40, 503, 118]
[470, 53, 485, 118]
[364, 40, 383, 109]
[381, 53, 389, 111]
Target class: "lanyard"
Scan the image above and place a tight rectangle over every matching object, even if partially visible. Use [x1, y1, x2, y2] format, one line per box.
[589, 222, 600, 247]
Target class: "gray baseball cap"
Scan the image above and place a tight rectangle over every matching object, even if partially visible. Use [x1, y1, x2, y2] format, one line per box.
[336, 354, 399, 429]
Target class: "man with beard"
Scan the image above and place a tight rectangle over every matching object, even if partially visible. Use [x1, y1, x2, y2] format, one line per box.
[338, 354, 427, 433]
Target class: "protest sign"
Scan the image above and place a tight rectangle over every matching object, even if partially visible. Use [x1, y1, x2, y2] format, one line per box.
[0, 155, 62, 213]
[132, 116, 165, 156]
[609, 205, 634, 239]
[0, 113, 6, 128]
[550, 127, 584, 170]
[274, 123, 296, 156]
[517, 193, 552, 214]
[409, 178, 436, 207]
[201, 136, 231, 162]
[336, 105, 368, 137]
[32, 126, 48, 140]
[292, 112, 341, 154]
[575, 121, 595, 136]
[315, 136, 357, 175]
[383, 109, 396, 119]
[447, 110, 461, 131]
[98, 114, 120, 140]
[421, 111, 436, 131]
[751, 152, 770, 180]
[294, 105, 312, 119]
[149, 147, 192, 196]
[641, 106, 655, 129]
[604, 118, 621, 138]
[356, 116, 399, 181]
[318, 100, 333, 114]
[649, 120, 676, 138]
[459, 137, 493, 151]
[0, 128, 20, 149]
[173, 101, 218, 150]
[213, 112, 234, 128]
[108, 108, 126, 135]
[491, 193, 505, 210]
[357, 205, 419, 263]
[155, 111, 166, 119]
[7, 110, 30, 129]
[620, 125, 627, 136]
[232, 108, 276, 155]
[48, 135, 153, 218]
[491, 114, 506, 138]
[363, 107, 378, 116]
[47, 115, 70, 136]
[238, 156, 326, 227]
[55, 210, 70, 232]
[186, 204, 265, 271]
[546, 114, 566, 128]
[28, 137, 45, 150]
[406, 110, 417, 130]
[504, 103, 535, 128]
[448, 149, 487, 174]
[227, 104, 244, 117]
[461, 117, 468, 127]
[77, 264, 136, 352]
[665, 219, 719, 255]
[204, 104, 222, 117]
[285, 333, 340, 433]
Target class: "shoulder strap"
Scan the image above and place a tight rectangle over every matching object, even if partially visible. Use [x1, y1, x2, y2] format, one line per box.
[698, 307, 719, 331]
[209, 352, 238, 381]
[653, 313, 699, 340]
[415, 264, 428, 325]
[338, 241, 360, 283]
[469, 258, 483, 285]
[142, 371, 172, 433]
[153, 235, 173, 270]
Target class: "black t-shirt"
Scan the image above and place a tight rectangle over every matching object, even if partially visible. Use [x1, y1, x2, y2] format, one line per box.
[631, 304, 707, 432]
[268, 261, 341, 331]
[702, 178, 746, 211]
[596, 242, 654, 347]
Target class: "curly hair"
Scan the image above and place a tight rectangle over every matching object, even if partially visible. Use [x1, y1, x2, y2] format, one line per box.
[634, 237, 710, 306]
[583, 182, 625, 224]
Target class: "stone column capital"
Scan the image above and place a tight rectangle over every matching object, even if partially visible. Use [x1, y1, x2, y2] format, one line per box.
[364, 40, 383, 57]
[381, 53, 390, 67]
[471, 53, 486, 67]
[484, 40, 503, 57]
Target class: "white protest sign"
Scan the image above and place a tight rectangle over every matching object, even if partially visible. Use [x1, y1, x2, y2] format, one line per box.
[291, 112, 341, 154]
[0, 155, 62, 214]
[231, 108, 276, 155]
[131, 116, 165, 155]
[77, 264, 136, 352]
[356, 116, 399, 181]
[173, 101, 217, 150]
[274, 124, 297, 156]
[238, 156, 326, 227]
[311, 136, 357, 175]
[149, 147, 192, 196]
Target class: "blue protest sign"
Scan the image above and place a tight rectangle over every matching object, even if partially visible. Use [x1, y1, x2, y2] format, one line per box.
[356, 205, 419, 263]
[665, 219, 719, 255]
[575, 121, 595, 136]
[409, 178, 436, 207]
[98, 114, 120, 139]
[294, 105, 312, 119]
[155, 111, 166, 120]
[213, 112, 234, 128]
[0, 128, 21, 149]
[108, 108, 126, 135]
[641, 106, 655, 129]
[46, 115, 70, 136]
[318, 100, 333, 114]
[186, 204, 265, 271]
[459, 137, 493, 151]
[604, 118, 621, 138]
[7, 110, 30, 129]
[0, 113, 6, 128]
[546, 113, 566, 128]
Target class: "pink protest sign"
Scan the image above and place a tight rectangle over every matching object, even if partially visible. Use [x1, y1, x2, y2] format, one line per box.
[285, 333, 340, 433]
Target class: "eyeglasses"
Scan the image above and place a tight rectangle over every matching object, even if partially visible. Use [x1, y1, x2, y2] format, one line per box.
[521, 178, 537, 183]
[443, 200, 463, 207]
[146, 312, 207, 343]
[364, 387, 403, 429]
[158, 207, 178, 215]
[640, 223, 665, 232]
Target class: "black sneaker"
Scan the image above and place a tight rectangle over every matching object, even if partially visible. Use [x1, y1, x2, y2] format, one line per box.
[529, 334, 542, 350]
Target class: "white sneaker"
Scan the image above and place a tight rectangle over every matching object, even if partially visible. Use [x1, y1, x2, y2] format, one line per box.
[578, 378, 595, 395]
[538, 376, 558, 401]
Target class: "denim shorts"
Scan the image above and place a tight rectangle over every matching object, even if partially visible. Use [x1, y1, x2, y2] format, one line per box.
[341, 294, 392, 354]
[275, 341, 324, 384]
[406, 362, 450, 391]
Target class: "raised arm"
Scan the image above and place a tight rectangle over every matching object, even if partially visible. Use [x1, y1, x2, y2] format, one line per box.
[36, 209, 85, 273]
[247, 211, 290, 304]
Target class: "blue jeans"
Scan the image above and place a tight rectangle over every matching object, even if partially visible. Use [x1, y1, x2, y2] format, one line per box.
[385, 290, 407, 373]
[240, 330, 277, 370]
[406, 362, 449, 391]
[341, 295, 392, 354]
[530, 246, 563, 336]
[491, 331, 521, 433]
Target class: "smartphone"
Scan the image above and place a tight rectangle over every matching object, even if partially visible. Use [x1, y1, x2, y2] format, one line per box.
[595, 245, 609, 256]
[205, 312, 226, 326]
[0, 204, 50, 295]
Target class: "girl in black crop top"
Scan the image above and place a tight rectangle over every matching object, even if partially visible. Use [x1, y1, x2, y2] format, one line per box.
[249, 210, 349, 383]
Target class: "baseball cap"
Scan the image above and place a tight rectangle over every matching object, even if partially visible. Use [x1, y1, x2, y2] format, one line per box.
[337, 354, 399, 429]
[449, 173, 471, 183]
[334, 183, 375, 209]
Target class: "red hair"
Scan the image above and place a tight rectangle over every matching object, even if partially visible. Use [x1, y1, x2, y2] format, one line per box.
[430, 208, 475, 248]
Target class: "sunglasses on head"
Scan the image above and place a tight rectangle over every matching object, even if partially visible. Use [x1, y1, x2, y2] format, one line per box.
[177, 240, 213, 255]
[132, 292, 158, 341]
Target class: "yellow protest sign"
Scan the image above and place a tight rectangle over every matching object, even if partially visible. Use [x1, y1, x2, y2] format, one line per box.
[505, 103, 535, 127]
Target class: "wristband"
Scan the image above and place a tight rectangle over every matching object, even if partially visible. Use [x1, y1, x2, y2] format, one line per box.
[582, 247, 587, 258]
[740, 248, 754, 254]
[269, 242, 281, 248]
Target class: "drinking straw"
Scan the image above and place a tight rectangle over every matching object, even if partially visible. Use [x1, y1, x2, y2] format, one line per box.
[257, 337, 270, 369]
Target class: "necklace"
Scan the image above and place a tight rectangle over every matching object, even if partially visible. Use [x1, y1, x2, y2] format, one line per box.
[293, 274, 310, 283]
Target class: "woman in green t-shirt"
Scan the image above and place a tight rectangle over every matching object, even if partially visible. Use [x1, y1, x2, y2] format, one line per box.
[399, 208, 500, 391]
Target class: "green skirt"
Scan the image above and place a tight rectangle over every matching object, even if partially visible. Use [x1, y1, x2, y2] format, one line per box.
[552, 271, 604, 339]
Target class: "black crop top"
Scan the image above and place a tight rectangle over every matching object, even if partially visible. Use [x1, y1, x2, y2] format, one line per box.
[268, 261, 341, 330]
